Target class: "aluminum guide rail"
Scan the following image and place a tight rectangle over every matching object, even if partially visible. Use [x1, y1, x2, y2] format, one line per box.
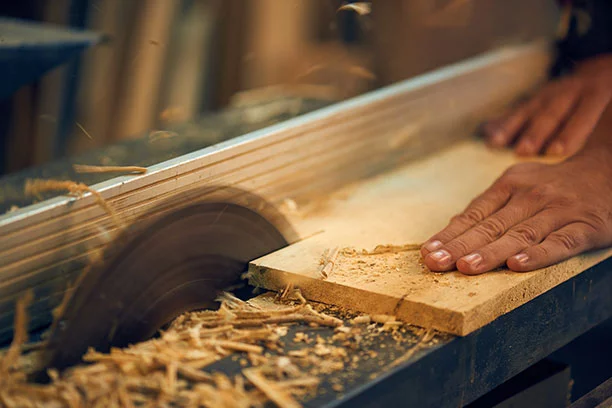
[0, 41, 551, 341]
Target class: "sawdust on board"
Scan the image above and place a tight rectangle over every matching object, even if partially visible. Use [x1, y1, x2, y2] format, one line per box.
[0, 289, 439, 407]
[341, 243, 422, 256]
[311, 243, 452, 298]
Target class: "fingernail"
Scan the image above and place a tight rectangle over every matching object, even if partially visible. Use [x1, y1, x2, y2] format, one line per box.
[462, 253, 482, 268]
[518, 141, 534, 155]
[429, 249, 451, 265]
[513, 253, 529, 264]
[547, 142, 564, 156]
[423, 240, 443, 253]
[490, 132, 506, 147]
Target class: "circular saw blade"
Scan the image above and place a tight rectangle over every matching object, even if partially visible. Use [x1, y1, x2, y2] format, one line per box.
[40, 192, 295, 373]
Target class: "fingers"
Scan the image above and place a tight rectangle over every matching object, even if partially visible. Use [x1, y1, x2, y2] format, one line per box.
[421, 182, 511, 257]
[506, 223, 596, 271]
[483, 80, 610, 157]
[514, 88, 579, 156]
[483, 99, 541, 148]
[423, 195, 542, 272]
[454, 210, 571, 274]
[545, 88, 612, 156]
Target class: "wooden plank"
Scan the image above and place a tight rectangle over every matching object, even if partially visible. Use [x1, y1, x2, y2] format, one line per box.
[249, 141, 612, 336]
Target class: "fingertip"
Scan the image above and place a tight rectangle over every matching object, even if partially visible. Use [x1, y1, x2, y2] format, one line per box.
[545, 142, 565, 157]
[487, 130, 509, 148]
[424, 249, 454, 272]
[515, 140, 537, 156]
[506, 253, 532, 272]
[421, 240, 442, 256]
[481, 120, 508, 146]
[456, 258, 484, 275]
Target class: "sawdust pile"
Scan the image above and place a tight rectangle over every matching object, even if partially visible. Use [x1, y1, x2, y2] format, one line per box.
[0, 290, 429, 408]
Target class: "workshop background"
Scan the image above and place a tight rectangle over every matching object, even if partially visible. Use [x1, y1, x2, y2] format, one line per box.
[0, 0, 555, 176]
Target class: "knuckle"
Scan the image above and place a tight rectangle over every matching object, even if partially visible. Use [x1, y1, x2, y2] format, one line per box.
[531, 115, 558, 135]
[546, 197, 574, 210]
[492, 177, 513, 194]
[507, 224, 541, 245]
[475, 218, 507, 241]
[581, 207, 612, 231]
[526, 184, 556, 203]
[503, 163, 535, 178]
[533, 244, 550, 258]
[550, 231, 584, 252]
[457, 207, 487, 224]
[445, 239, 472, 256]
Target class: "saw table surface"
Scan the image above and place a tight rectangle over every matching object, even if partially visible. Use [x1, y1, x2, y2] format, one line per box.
[251, 141, 612, 335]
[206, 256, 611, 408]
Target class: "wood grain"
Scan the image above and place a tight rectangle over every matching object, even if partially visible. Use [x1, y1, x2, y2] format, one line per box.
[249, 141, 612, 336]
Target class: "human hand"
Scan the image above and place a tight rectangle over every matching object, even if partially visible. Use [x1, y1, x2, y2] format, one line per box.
[483, 56, 612, 157]
[420, 153, 612, 274]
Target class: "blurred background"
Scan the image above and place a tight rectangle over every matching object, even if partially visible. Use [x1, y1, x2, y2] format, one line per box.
[0, 0, 558, 178]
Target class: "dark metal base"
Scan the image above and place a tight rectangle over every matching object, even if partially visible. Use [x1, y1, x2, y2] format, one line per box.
[334, 257, 612, 407]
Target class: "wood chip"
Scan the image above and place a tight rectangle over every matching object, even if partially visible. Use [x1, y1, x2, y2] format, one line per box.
[148, 130, 179, 142]
[351, 315, 371, 325]
[243, 368, 301, 408]
[0, 290, 33, 380]
[76, 121, 94, 140]
[337, 2, 371, 15]
[363, 244, 422, 255]
[371, 314, 397, 324]
[176, 365, 212, 383]
[73, 164, 147, 174]
[319, 247, 340, 279]
[201, 340, 263, 355]
[24, 179, 124, 228]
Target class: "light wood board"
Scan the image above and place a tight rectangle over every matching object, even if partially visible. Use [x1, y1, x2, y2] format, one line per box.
[249, 141, 612, 335]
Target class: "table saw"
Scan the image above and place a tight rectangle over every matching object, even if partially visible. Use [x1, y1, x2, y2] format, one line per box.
[0, 34, 611, 407]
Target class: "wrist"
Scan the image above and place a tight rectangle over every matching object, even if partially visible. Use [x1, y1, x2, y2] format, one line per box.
[569, 125, 612, 175]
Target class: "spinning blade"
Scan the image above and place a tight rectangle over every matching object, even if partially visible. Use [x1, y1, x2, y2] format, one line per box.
[39, 190, 296, 373]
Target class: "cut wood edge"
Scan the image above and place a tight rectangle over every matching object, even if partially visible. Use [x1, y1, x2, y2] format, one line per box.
[249, 249, 612, 336]
[248, 264, 466, 335]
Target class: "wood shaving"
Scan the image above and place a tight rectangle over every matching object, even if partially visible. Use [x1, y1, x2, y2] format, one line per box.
[319, 247, 340, 280]
[75, 121, 94, 140]
[73, 164, 147, 174]
[347, 66, 376, 80]
[371, 314, 397, 324]
[388, 328, 435, 370]
[337, 2, 371, 15]
[243, 368, 301, 408]
[279, 283, 295, 302]
[159, 107, 187, 123]
[148, 130, 179, 142]
[24, 179, 124, 228]
[0, 291, 32, 381]
[351, 315, 371, 325]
